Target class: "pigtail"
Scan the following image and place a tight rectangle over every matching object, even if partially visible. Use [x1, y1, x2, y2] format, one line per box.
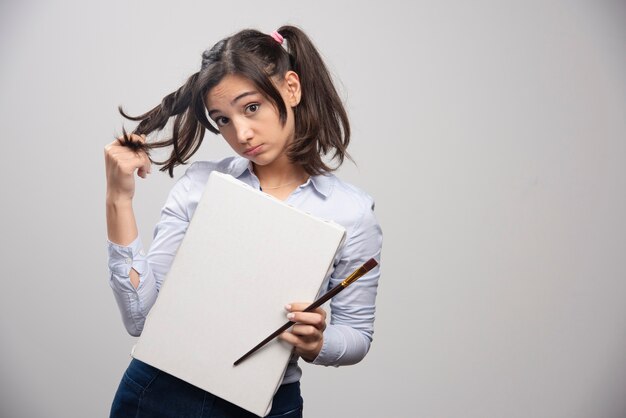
[277, 25, 351, 175]
[118, 72, 205, 177]
[116, 25, 351, 178]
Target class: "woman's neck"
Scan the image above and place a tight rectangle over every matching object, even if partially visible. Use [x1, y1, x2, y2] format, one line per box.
[252, 161, 309, 200]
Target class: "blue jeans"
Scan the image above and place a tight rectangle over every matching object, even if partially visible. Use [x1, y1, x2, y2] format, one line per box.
[110, 358, 303, 418]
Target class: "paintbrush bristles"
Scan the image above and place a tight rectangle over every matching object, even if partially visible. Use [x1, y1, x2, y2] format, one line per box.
[363, 258, 378, 272]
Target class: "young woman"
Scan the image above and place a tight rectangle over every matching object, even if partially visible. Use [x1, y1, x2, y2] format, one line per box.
[105, 25, 382, 418]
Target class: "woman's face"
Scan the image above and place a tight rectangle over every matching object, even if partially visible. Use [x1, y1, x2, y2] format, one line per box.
[205, 72, 301, 169]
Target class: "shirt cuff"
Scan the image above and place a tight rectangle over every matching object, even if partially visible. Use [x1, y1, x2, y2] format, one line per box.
[311, 325, 346, 366]
[107, 236, 148, 278]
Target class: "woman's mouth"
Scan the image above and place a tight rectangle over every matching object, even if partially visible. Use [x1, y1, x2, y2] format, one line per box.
[244, 145, 263, 156]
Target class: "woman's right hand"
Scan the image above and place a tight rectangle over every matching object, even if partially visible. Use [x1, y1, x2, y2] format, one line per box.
[104, 133, 151, 203]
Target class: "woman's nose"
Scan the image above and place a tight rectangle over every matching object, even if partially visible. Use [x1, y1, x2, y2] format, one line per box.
[235, 120, 253, 143]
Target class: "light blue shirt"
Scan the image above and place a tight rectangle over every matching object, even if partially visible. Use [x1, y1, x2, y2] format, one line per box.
[108, 156, 383, 384]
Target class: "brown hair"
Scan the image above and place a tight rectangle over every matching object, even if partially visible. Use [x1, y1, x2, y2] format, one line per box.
[119, 25, 350, 177]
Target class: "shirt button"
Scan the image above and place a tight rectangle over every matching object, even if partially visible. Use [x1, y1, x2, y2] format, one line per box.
[125, 257, 132, 265]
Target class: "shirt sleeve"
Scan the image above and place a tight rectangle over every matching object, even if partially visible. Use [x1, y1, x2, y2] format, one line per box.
[311, 197, 383, 366]
[107, 169, 193, 336]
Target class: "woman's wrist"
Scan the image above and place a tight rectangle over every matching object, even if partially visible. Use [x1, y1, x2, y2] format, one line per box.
[106, 194, 138, 246]
[106, 192, 133, 207]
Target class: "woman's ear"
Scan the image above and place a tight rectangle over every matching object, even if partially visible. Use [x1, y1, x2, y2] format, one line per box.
[283, 71, 302, 107]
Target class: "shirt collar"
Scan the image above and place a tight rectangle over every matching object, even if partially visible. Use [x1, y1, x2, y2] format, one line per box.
[229, 157, 334, 198]
[230, 157, 250, 179]
[308, 173, 334, 198]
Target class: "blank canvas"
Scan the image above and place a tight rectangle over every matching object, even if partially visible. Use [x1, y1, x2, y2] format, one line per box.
[131, 171, 346, 416]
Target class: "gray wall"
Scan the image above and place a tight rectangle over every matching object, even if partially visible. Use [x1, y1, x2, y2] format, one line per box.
[1, 0, 624, 417]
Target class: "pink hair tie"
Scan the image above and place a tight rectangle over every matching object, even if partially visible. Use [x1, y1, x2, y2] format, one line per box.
[270, 30, 284, 45]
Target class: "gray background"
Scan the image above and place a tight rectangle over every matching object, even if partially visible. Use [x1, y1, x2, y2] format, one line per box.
[1, 0, 625, 417]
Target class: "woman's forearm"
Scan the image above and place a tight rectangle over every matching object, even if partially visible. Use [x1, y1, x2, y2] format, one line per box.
[106, 198, 141, 289]
[106, 198, 138, 245]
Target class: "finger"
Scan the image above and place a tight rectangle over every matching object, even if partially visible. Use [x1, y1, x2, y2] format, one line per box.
[290, 324, 322, 338]
[278, 330, 322, 361]
[278, 330, 300, 346]
[117, 132, 146, 142]
[106, 150, 150, 178]
[116, 133, 147, 152]
[105, 150, 136, 169]
[106, 139, 135, 153]
[104, 141, 118, 152]
[112, 144, 149, 162]
[137, 150, 151, 175]
[278, 329, 320, 344]
[129, 133, 146, 143]
[285, 302, 311, 312]
[113, 152, 142, 161]
[285, 303, 327, 321]
[278, 331, 324, 361]
[286, 312, 326, 330]
[109, 149, 147, 165]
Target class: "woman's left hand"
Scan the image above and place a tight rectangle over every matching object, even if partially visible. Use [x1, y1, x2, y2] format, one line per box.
[278, 303, 327, 362]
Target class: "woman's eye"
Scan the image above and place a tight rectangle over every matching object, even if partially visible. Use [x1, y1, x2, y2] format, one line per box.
[246, 103, 260, 114]
[215, 116, 229, 127]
